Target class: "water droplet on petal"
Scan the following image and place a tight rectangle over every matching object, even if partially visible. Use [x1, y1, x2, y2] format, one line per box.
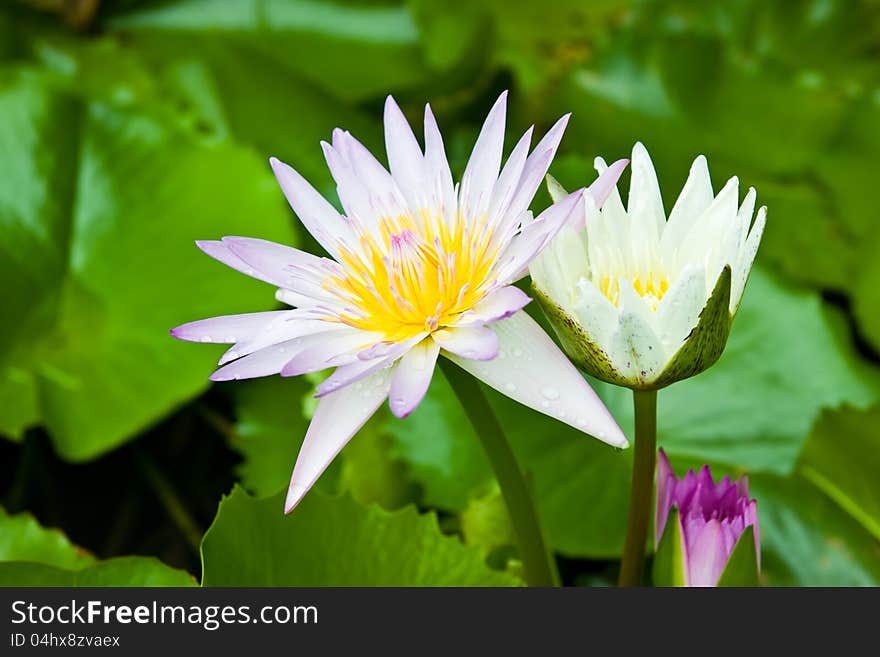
[201, 336, 212, 343]
[540, 386, 559, 400]
[512, 347, 524, 357]
[505, 382, 517, 393]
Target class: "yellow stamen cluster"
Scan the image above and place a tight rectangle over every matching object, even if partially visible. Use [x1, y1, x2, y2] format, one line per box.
[599, 271, 669, 311]
[326, 212, 499, 342]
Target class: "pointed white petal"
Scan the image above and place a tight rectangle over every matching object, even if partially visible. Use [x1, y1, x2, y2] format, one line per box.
[285, 369, 392, 512]
[731, 206, 766, 311]
[655, 264, 708, 353]
[209, 340, 300, 381]
[569, 279, 619, 351]
[461, 91, 507, 219]
[506, 113, 570, 218]
[661, 154, 714, 259]
[627, 142, 666, 241]
[488, 126, 533, 224]
[446, 311, 628, 447]
[269, 157, 351, 258]
[384, 96, 426, 210]
[423, 103, 456, 217]
[607, 292, 667, 384]
[434, 325, 500, 361]
[389, 338, 441, 418]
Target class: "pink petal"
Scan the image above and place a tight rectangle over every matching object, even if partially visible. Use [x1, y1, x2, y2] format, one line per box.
[170, 310, 289, 344]
[586, 158, 629, 209]
[388, 339, 441, 418]
[433, 326, 500, 361]
[445, 311, 628, 447]
[655, 448, 676, 547]
[285, 369, 392, 513]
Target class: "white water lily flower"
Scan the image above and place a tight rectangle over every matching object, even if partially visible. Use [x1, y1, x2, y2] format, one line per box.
[172, 93, 629, 512]
[530, 142, 766, 390]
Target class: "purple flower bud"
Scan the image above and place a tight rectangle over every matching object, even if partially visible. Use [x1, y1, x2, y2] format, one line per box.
[655, 449, 760, 586]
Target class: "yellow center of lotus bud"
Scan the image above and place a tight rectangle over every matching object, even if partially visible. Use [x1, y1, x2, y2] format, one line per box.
[599, 271, 670, 311]
[325, 211, 500, 342]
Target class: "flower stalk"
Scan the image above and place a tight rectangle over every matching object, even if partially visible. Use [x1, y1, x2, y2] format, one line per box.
[440, 358, 559, 587]
[618, 389, 657, 587]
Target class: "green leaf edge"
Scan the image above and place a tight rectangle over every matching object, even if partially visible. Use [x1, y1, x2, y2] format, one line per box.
[652, 506, 688, 586]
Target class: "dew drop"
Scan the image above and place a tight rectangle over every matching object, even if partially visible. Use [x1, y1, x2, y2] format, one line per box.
[512, 347, 524, 357]
[540, 386, 559, 400]
[540, 400, 550, 409]
[505, 382, 517, 393]
[201, 336, 212, 343]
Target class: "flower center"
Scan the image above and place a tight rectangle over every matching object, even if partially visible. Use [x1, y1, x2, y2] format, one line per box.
[325, 212, 498, 342]
[599, 271, 669, 311]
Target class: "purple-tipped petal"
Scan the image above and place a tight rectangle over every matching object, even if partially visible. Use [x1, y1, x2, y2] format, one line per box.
[279, 330, 381, 377]
[285, 369, 392, 513]
[657, 453, 760, 586]
[445, 311, 628, 447]
[504, 113, 570, 220]
[209, 340, 300, 381]
[196, 240, 275, 285]
[454, 286, 531, 326]
[586, 158, 629, 209]
[433, 326, 500, 361]
[492, 189, 584, 284]
[388, 338, 441, 418]
[315, 333, 426, 397]
[222, 236, 340, 305]
[170, 311, 288, 344]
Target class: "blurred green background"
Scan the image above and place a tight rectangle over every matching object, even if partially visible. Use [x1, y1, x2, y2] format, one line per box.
[1, 0, 879, 586]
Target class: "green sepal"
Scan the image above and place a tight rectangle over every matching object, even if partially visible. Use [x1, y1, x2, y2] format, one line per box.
[532, 284, 639, 387]
[651, 506, 688, 586]
[716, 525, 760, 587]
[653, 265, 733, 388]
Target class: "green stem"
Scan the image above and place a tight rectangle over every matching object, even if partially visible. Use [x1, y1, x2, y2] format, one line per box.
[439, 359, 559, 587]
[618, 389, 658, 587]
[135, 448, 203, 555]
